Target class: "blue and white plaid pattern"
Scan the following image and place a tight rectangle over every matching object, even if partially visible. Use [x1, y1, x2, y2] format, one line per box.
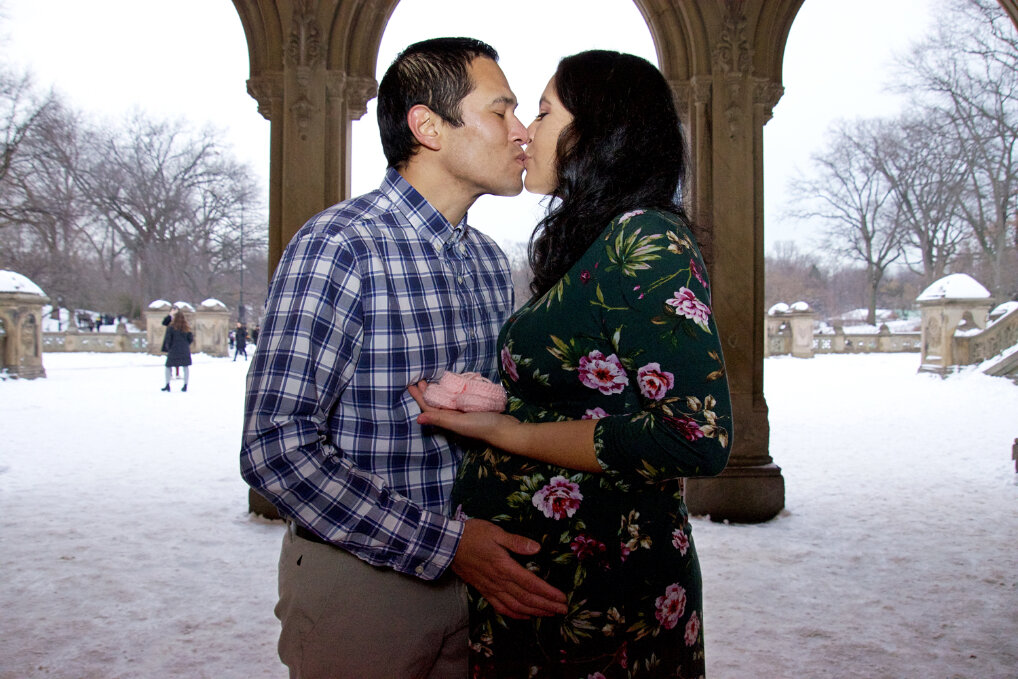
[241, 169, 514, 580]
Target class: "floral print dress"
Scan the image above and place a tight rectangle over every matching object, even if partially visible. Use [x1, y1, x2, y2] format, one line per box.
[451, 210, 733, 679]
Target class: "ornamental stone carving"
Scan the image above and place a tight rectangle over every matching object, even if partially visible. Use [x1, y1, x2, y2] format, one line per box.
[287, 0, 324, 139]
[345, 76, 378, 120]
[713, 2, 752, 77]
[713, 2, 752, 139]
[286, 0, 323, 69]
[753, 78, 785, 123]
[247, 74, 284, 121]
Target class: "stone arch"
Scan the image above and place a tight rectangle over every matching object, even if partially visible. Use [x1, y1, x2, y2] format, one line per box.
[231, 0, 1018, 521]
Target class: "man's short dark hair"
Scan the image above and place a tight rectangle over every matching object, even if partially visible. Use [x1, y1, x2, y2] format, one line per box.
[377, 37, 499, 169]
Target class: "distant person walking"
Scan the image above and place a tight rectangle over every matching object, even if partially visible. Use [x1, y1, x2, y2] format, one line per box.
[233, 322, 248, 362]
[160, 308, 194, 392]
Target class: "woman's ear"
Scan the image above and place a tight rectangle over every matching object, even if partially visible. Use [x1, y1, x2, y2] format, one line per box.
[407, 104, 442, 152]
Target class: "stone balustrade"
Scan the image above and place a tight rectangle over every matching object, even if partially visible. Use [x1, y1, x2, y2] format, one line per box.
[43, 329, 148, 353]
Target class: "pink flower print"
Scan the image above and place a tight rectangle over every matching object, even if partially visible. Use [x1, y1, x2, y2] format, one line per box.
[619, 541, 631, 563]
[671, 527, 690, 555]
[654, 582, 687, 629]
[580, 269, 591, 284]
[684, 611, 700, 646]
[637, 362, 675, 401]
[582, 407, 608, 420]
[532, 476, 583, 520]
[619, 209, 645, 222]
[665, 286, 712, 331]
[587, 674, 607, 679]
[578, 350, 629, 395]
[666, 416, 705, 442]
[570, 534, 607, 561]
[690, 258, 708, 289]
[500, 346, 519, 381]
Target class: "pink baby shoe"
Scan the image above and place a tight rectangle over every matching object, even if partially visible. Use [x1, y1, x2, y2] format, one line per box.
[422, 372, 507, 412]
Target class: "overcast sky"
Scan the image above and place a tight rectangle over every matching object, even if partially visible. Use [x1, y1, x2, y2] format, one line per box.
[1, 0, 936, 254]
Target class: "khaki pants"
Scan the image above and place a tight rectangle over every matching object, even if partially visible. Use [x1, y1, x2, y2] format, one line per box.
[275, 524, 469, 679]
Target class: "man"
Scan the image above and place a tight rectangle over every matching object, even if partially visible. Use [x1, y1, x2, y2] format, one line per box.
[241, 38, 566, 679]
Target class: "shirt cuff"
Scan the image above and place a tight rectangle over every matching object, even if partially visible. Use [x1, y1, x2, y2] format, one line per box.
[392, 511, 465, 581]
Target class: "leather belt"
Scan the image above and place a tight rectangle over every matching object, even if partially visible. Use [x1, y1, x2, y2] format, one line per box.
[293, 523, 331, 546]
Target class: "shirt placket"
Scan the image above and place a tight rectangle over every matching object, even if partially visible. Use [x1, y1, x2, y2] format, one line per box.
[443, 229, 477, 369]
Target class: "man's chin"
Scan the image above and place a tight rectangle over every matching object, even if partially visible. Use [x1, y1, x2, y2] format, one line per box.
[490, 180, 525, 197]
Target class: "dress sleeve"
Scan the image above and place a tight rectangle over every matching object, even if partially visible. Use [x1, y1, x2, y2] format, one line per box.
[240, 227, 463, 580]
[592, 211, 732, 481]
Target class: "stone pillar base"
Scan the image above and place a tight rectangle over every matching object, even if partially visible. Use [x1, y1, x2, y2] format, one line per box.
[248, 488, 281, 520]
[686, 463, 784, 523]
[7, 365, 46, 379]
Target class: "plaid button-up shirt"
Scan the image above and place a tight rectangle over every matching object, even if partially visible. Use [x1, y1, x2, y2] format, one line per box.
[241, 169, 514, 580]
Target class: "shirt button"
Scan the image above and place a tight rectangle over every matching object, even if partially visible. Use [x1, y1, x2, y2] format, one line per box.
[415, 565, 425, 575]
[456, 276, 464, 284]
[458, 244, 467, 254]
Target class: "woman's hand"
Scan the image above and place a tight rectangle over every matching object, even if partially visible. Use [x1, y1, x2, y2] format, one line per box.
[408, 380, 520, 446]
[409, 381, 602, 472]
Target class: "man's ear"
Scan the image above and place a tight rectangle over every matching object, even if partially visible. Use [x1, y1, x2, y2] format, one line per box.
[407, 104, 442, 152]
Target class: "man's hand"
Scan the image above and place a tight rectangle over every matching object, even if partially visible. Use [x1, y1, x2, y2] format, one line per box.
[452, 518, 567, 620]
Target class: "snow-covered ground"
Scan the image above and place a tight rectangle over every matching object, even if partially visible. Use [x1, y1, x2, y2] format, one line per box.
[1, 351, 1015, 678]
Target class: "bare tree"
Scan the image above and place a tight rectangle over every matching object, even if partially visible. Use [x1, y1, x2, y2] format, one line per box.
[789, 119, 903, 324]
[896, 0, 1018, 297]
[764, 241, 830, 313]
[0, 68, 56, 216]
[73, 114, 263, 314]
[0, 95, 97, 308]
[865, 114, 968, 286]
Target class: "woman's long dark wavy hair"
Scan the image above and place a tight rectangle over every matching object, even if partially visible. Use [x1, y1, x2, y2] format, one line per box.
[528, 50, 704, 297]
[170, 310, 190, 333]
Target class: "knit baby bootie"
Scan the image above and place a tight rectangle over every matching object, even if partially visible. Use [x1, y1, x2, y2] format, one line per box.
[422, 372, 506, 413]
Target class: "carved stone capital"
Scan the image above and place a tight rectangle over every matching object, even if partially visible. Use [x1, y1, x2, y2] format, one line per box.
[326, 71, 347, 100]
[345, 75, 378, 120]
[691, 76, 713, 105]
[752, 77, 785, 123]
[669, 80, 690, 111]
[246, 73, 284, 121]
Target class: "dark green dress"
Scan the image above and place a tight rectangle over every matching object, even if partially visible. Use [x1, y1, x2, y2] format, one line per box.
[451, 210, 733, 678]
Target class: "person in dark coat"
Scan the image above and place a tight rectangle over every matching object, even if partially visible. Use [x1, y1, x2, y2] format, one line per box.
[233, 322, 248, 362]
[161, 309, 194, 392]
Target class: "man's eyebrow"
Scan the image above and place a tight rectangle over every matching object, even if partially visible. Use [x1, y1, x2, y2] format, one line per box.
[491, 95, 517, 107]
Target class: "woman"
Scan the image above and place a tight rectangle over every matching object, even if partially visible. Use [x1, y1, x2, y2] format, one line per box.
[161, 308, 193, 392]
[412, 51, 732, 677]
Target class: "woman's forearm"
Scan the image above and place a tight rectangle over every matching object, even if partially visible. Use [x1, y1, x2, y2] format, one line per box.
[495, 418, 601, 473]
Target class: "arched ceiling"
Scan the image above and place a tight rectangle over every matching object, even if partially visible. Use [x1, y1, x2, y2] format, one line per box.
[234, 0, 1018, 95]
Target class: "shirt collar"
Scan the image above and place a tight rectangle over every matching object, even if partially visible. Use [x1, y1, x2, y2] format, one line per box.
[380, 168, 469, 253]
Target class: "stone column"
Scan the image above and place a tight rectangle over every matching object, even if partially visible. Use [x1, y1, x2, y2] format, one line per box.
[682, 6, 785, 522]
[0, 271, 49, 379]
[245, 1, 377, 276]
[787, 305, 816, 359]
[145, 300, 173, 356]
[195, 300, 232, 358]
[917, 273, 992, 375]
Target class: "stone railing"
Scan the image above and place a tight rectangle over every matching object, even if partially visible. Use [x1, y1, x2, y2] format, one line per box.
[814, 327, 921, 354]
[43, 330, 148, 353]
[953, 303, 1018, 365]
[768, 325, 920, 357]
